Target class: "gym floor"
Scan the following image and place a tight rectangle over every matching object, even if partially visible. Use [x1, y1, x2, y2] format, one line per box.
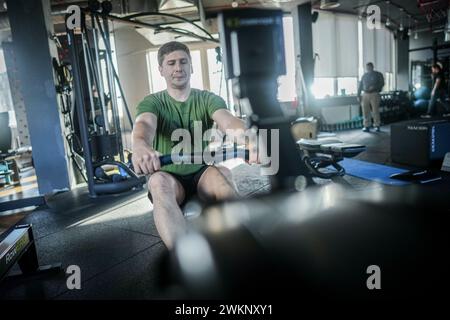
[0, 122, 448, 299]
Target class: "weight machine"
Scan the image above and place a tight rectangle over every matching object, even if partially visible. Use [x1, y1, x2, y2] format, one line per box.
[62, 1, 145, 197]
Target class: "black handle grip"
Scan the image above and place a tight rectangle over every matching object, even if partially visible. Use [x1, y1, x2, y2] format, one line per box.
[159, 149, 249, 167]
[159, 154, 173, 166]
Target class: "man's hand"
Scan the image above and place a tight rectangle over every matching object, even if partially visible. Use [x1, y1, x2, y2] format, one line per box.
[246, 142, 259, 165]
[131, 142, 161, 175]
[132, 113, 159, 175]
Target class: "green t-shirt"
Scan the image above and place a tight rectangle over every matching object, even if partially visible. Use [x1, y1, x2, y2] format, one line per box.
[136, 89, 227, 175]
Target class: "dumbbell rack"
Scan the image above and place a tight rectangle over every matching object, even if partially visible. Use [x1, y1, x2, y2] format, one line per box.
[320, 117, 364, 132]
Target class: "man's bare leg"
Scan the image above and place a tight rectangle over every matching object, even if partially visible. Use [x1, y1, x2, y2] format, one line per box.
[197, 166, 239, 202]
[148, 171, 186, 249]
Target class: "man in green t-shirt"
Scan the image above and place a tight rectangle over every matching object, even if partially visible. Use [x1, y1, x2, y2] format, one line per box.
[132, 41, 252, 249]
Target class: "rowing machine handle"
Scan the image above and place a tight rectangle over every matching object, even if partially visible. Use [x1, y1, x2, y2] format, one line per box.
[159, 149, 250, 167]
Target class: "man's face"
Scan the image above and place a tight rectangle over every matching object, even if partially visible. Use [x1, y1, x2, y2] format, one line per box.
[366, 65, 374, 72]
[432, 67, 438, 74]
[159, 50, 192, 89]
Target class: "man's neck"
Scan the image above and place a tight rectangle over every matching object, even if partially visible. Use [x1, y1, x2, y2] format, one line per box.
[167, 86, 191, 102]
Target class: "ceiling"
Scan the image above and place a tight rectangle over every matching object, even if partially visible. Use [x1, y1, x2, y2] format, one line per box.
[51, 0, 448, 35]
[314, 0, 450, 33]
[0, 0, 448, 43]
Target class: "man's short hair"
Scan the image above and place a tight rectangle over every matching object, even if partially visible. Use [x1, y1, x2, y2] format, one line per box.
[433, 63, 442, 71]
[157, 41, 191, 66]
[366, 62, 374, 68]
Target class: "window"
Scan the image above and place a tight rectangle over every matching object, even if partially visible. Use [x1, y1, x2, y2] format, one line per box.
[384, 72, 394, 92]
[337, 77, 358, 95]
[277, 16, 296, 102]
[207, 48, 227, 103]
[361, 21, 393, 75]
[312, 12, 359, 78]
[0, 49, 13, 114]
[147, 51, 165, 93]
[311, 78, 334, 98]
[190, 50, 203, 90]
[311, 12, 396, 98]
[358, 19, 364, 80]
[108, 34, 124, 118]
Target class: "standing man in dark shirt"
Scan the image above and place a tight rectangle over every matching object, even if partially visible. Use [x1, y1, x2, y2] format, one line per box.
[422, 63, 450, 118]
[357, 62, 385, 132]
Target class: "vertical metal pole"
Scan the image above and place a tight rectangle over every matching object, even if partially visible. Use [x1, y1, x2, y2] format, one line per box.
[113, 68, 133, 129]
[81, 33, 97, 133]
[433, 38, 438, 64]
[67, 29, 96, 197]
[101, 16, 124, 162]
[296, 54, 307, 117]
[225, 78, 232, 114]
[92, 13, 110, 133]
[84, 27, 107, 134]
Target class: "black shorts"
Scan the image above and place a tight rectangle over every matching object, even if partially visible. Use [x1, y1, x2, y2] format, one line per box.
[147, 165, 210, 206]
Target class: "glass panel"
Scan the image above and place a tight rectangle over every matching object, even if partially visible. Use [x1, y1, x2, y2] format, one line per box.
[337, 77, 357, 95]
[277, 16, 296, 102]
[147, 51, 166, 93]
[190, 50, 203, 90]
[207, 48, 228, 103]
[311, 78, 334, 99]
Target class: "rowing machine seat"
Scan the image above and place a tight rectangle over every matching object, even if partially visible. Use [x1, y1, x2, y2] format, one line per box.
[298, 139, 366, 158]
[297, 138, 342, 152]
[319, 143, 366, 158]
[297, 138, 366, 179]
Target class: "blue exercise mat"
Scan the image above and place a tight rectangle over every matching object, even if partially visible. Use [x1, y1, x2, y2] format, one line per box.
[339, 158, 411, 186]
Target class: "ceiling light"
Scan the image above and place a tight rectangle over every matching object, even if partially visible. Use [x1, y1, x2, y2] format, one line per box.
[398, 7, 404, 32]
[385, 1, 391, 27]
[320, 0, 340, 9]
[407, 15, 412, 36]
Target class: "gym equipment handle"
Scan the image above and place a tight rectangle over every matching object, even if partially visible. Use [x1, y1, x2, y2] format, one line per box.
[159, 149, 250, 167]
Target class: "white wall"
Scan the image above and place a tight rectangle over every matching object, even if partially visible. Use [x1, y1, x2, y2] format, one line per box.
[321, 104, 360, 124]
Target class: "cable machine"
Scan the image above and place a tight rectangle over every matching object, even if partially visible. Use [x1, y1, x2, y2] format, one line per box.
[63, 1, 145, 197]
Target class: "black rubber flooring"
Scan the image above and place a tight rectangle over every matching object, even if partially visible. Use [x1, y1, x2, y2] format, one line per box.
[0, 121, 448, 299]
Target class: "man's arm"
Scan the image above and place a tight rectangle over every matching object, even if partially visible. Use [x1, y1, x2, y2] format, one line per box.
[131, 112, 161, 174]
[432, 78, 441, 96]
[212, 109, 246, 133]
[378, 72, 385, 92]
[212, 109, 257, 163]
[212, 108, 247, 146]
